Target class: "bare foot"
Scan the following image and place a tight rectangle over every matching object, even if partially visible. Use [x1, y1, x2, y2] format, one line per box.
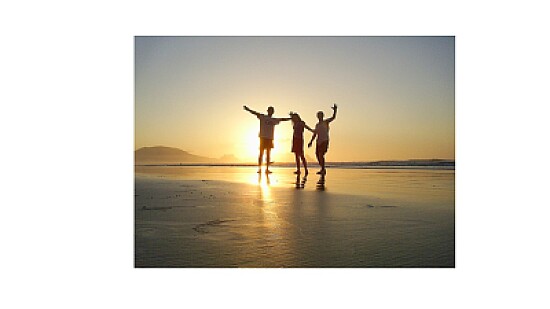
[265, 170, 273, 174]
[293, 170, 301, 175]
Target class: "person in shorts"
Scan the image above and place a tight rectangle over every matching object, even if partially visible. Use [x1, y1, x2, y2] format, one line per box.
[289, 112, 314, 175]
[308, 104, 338, 175]
[243, 105, 291, 173]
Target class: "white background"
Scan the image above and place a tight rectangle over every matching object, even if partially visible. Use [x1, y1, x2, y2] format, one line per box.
[1, 1, 549, 308]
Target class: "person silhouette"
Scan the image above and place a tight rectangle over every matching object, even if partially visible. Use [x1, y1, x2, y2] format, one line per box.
[243, 105, 290, 173]
[289, 112, 314, 175]
[308, 104, 338, 175]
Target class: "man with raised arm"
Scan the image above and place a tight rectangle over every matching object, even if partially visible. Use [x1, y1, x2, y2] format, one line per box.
[308, 104, 338, 175]
[243, 105, 291, 174]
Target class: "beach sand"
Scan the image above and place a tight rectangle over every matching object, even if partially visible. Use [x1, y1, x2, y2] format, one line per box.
[135, 166, 454, 267]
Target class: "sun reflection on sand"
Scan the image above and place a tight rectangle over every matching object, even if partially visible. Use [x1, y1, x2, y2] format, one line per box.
[241, 171, 280, 190]
[257, 174, 273, 205]
[255, 173, 285, 237]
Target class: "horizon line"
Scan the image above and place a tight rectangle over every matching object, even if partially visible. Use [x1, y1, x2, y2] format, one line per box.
[134, 146, 454, 163]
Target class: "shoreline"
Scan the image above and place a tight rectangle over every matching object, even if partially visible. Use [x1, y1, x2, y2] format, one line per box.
[134, 163, 455, 170]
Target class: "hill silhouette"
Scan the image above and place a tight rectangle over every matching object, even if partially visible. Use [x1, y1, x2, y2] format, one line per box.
[135, 146, 313, 165]
[219, 154, 240, 162]
[135, 146, 221, 164]
[135, 146, 454, 166]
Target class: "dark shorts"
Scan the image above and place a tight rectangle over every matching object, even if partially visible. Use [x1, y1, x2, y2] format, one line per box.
[316, 140, 329, 156]
[291, 137, 304, 154]
[259, 137, 274, 150]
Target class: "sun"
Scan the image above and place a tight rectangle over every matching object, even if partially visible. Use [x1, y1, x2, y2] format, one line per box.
[235, 121, 290, 163]
[236, 123, 260, 163]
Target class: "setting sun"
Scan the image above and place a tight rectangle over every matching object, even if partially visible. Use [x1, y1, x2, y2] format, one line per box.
[236, 118, 292, 163]
[236, 122, 268, 163]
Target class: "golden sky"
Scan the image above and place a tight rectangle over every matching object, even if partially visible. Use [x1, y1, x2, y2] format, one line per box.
[135, 37, 454, 162]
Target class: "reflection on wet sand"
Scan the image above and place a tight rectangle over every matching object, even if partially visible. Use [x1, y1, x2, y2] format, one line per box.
[257, 172, 271, 202]
[135, 166, 455, 267]
[258, 172, 271, 187]
[295, 175, 307, 189]
[316, 174, 326, 191]
[257, 172, 280, 231]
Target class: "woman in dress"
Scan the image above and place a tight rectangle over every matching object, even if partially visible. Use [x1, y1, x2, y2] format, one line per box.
[289, 112, 314, 175]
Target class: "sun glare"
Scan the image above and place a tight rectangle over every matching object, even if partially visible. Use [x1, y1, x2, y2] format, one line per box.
[235, 123, 259, 163]
[237, 119, 292, 163]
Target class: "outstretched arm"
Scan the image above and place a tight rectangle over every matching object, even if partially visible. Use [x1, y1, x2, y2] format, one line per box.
[243, 105, 260, 117]
[327, 103, 338, 122]
[277, 117, 292, 121]
[308, 133, 317, 148]
[304, 124, 315, 133]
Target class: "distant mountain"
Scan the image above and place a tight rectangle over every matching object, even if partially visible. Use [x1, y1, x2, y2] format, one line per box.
[219, 154, 240, 163]
[135, 146, 454, 166]
[135, 146, 218, 164]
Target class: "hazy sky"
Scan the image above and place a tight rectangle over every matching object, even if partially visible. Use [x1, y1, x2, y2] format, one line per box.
[135, 36, 454, 162]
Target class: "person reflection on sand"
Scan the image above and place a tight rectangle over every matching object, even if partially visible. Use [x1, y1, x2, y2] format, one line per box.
[316, 174, 326, 191]
[295, 174, 307, 189]
[258, 172, 271, 185]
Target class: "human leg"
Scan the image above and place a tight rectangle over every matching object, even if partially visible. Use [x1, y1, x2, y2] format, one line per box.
[265, 148, 272, 173]
[301, 153, 308, 175]
[258, 148, 264, 173]
[316, 141, 328, 175]
[315, 143, 322, 174]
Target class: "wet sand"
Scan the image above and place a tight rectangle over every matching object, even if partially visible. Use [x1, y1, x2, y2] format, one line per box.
[135, 166, 454, 267]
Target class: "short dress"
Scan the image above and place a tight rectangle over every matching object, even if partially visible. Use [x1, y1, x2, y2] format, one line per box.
[291, 120, 305, 154]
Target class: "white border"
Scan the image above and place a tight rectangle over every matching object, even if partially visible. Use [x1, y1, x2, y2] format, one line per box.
[2, 1, 550, 308]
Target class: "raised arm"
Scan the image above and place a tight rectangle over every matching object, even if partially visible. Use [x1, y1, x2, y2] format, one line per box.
[243, 105, 260, 117]
[327, 103, 338, 122]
